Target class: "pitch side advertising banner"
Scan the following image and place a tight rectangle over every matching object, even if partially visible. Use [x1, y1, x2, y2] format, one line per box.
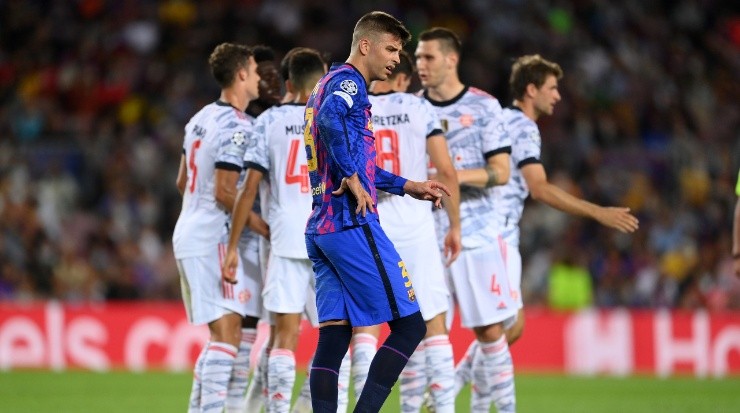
[1, 302, 739, 376]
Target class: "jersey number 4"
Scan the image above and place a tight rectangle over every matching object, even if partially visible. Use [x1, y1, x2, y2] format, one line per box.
[286, 139, 309, 193]
[375, 129, 400, 175]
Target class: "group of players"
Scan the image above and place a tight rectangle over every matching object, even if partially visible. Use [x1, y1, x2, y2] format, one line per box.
[172, 11, 639, 413]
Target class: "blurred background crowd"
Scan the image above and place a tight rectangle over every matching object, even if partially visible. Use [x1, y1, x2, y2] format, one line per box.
[1, 0, 739, 310]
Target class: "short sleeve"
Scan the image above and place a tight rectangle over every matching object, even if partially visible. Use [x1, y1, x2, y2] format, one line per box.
[481, 98, 511, 158]
[244, 111, 270, 174]
[215, 121, 249, 171]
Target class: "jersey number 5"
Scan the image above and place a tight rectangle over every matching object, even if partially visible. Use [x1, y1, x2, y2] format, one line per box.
[188, 139, 202, 193]
[286, 139, 309, 193]
[375, 129, 400, 175]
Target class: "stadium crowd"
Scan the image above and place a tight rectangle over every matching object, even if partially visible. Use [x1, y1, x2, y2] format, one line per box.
[1, 0, 739, 309]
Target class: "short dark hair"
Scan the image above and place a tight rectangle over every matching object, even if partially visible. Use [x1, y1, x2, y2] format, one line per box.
[389, 49, 415, 79]
[288, 49, 326, 90]
[352, 11, 411, 48]
[252, 45, 275, 64]
[509, 54, 563, 101]
[418, 27, 462, 56]
[280, 47, 314, 82]
[208, 43, 252, 88]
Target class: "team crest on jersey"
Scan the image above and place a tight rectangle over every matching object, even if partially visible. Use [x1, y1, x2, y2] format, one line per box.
[460, 114, 474, 127]
[231, 131, 246, 146]
[340, 79, 358, 95]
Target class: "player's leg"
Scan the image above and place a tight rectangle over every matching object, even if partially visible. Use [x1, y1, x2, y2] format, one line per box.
[422, 313, 455, 413]
[245, 327, 273, 411]
[337, 348, 351, 412]
[187, 340, 209, 413]
[351, 325, 380, 399]
[177, 251, 246, 413]
[319, 222, 425, 412]
[226, 235, 262, 412]
[268, 312, 301, 413]
[449, 241, 517, 413]
[306, 233, 353, 413]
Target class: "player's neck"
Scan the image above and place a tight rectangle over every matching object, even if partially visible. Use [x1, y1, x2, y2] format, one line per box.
[514, 100, 538, 121]
[346, 55, 371, 84]
[219, 89, 249, 112]
[426, 78, 465, 102]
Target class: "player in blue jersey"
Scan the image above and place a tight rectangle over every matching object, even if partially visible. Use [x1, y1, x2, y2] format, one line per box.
[303, 11, 452, 413]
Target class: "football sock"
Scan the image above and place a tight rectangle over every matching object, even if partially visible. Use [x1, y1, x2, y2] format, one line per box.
[187, 341, 209, 413]
[399, 344, 426, 412]
[337, 349, 351, 412]
[244, 343, 270, 412]
[454, 340, 477, 396]
[310, 324, 353, 413]
[200, 342, 237, 413]
[424, 335, 455, 413]
[471, 336, 515, 413]
[350, 332, 378, 398]
[225, 328, 256, 412]
[268, 348, 296, 413]
[354, 311, 426, 413]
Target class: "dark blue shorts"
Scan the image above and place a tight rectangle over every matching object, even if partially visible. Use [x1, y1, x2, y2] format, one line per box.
[305, 220, 420, 327]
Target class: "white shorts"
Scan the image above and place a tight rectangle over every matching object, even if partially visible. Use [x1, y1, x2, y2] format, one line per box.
[262, 252, 319, 327]
[238, 234, 264, 318]
[503, 241, 523, 311]
[177, 243, 257, 325]
[448, 237, 518, 329]
[395, 234, 450, 322]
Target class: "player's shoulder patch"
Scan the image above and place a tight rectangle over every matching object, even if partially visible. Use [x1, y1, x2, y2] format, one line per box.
[340, 79, 358, 95]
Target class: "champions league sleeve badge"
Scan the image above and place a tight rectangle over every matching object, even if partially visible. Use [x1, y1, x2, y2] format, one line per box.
[340, 79, 358, 95]
[231, 131, 246, 146]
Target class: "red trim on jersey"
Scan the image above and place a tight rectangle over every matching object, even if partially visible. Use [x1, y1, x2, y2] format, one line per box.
[209, 344, 237, 358]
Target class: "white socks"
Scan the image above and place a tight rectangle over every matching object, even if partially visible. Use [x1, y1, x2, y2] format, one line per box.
[200, 342, 238, 413]
[424, 335, 455, 413]
[350, 333, 377, 398]
[471, 336, 515, 413]
[225, 328, 256, 412]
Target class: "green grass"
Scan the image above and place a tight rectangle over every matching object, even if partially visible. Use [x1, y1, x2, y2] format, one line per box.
[1, 371, 739, 412]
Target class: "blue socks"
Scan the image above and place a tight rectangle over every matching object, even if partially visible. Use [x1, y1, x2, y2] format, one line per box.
[310, 324, 353, 413]
[354, 311, 426, 412]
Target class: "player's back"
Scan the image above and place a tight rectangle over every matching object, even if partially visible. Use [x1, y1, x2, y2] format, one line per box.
[494, 106, 541, 248]
[425, 86, 509, 248]
[173, 101, 251, 258]
[370, 91, 442, 243]
[249, 103, 312, 259]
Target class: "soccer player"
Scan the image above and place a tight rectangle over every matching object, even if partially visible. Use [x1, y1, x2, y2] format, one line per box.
[449, 54, 640, 405]
[304, 11, 452, 413]
[172, 42, 261, 413]
[223, 48, 330, 413]
[246, 45, 283, 118]
[416, 28, 515, 413]
[733, 168, 740, 276]
[366, 49, 461, 413]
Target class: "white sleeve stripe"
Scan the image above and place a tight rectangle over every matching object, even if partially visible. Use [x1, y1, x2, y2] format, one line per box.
[333, 91, 354, 108]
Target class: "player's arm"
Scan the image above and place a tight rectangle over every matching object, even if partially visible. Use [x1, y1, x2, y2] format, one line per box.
[214, 167, 241, 211]
[374, 165, 407, 196]
[427, 133, 461, 265]
[455, 150, 511, 188]
[222, 167, 265, 283]
[521, 163, 639, 233]
[176, 153, 187, 196]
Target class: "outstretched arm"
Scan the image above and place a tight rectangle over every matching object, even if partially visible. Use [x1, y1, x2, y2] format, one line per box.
[521, 163, 639, 233]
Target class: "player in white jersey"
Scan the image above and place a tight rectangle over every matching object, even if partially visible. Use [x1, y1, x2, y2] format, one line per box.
[734, 168, 740, 277]
[449, 54, 641, 400]
[416, 28, 515, 413]
[222, 48, 329, 413]
[358, 50, 461, 413]
[172, 43, 261, 413]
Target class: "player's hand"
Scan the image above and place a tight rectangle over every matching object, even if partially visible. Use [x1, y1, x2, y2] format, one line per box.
[404, 180, 451, 209]
[221, 247, 239, 284]
[247, 211, 270, 240]
[443, 226, 462, 266]
[332, 173, 375, 217]
[596, 207, 639, 233]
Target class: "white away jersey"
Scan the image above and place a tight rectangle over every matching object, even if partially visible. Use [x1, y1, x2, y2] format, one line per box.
[173, 101, 251, 258]
[424, 86, 510, 249]
[245, 103, 312, 259]
[370, 92, 444, 245]
[494, 107, 542, 247]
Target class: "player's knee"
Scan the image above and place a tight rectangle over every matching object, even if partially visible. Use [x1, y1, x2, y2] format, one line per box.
[313, 324, 353, 370]
[388, 311, 426, 355]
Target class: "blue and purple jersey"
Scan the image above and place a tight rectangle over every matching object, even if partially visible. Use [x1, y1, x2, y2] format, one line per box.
[304, 63, 407, 234]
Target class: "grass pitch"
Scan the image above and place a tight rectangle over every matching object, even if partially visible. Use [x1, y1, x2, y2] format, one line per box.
[1, 370, 738, 412]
